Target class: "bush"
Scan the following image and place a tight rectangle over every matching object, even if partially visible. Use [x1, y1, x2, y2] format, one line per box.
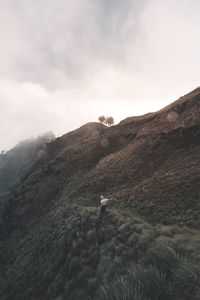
[174, 262, 200, 299]
[144, 241, 179, 278]
[95, 265, 172, 300]
[93, 242, 200, 300]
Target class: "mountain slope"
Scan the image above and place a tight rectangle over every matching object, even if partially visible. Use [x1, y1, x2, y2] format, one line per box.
[0, 132, 55, 225]
[0, 132, 55, 196]
[0, 89, 200, 300]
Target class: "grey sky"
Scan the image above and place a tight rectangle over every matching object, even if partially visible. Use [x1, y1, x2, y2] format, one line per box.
[0, 0, 200, 150]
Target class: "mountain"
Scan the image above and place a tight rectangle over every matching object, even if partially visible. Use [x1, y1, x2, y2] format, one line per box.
[0, 132, 55, 227]
[0, 89, 200, 300]
[0, 132, 55, 195]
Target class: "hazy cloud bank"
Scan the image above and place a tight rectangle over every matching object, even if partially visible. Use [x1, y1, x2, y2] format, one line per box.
[0, 0, 200, 149]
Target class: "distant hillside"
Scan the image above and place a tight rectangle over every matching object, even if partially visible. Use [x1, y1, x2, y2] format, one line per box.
[0, 89, 200, 300]
[0, 132, 55, 224]
[0, 131, 55, 196]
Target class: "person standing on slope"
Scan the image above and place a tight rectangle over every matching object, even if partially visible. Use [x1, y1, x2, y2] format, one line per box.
[99, 195, 113, 218]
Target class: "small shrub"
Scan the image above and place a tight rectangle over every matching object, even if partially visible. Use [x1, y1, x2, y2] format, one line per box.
[174, 262, 200, 299]
[144, 241, 179, 278]
[94, 242, 200, 300]
[95, 265, 172, 300]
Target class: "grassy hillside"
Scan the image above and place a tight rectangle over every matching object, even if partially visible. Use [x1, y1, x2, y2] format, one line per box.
[1, 203, 200, 299]
[0, 132, 55, 225]
[0, 89, 200, 299]
[0, 132, 55, 195]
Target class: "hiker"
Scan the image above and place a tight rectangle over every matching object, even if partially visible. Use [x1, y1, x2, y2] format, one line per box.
[99, 195, 113, 218]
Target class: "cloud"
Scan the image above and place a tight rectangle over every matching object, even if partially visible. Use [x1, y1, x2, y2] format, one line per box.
[0, 0, 200, 149]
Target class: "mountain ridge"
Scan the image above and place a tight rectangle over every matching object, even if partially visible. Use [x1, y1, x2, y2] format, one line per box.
[0, 88, 200, 300]
[2, 87, 200, 234]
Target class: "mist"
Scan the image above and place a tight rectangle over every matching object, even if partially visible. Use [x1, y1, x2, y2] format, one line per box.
[0, 0, 200, 150]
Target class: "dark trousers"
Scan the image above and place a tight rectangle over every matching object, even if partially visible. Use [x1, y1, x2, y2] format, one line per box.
[100, 205, 107, 218]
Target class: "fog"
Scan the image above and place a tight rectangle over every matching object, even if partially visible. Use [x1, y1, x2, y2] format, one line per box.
[0, 0, 200, 150]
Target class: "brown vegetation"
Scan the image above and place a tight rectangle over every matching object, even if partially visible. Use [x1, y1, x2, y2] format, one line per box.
[0, 89, 200, 299]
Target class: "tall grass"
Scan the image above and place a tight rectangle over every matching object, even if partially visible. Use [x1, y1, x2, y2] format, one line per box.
[93, 241, 200, 300]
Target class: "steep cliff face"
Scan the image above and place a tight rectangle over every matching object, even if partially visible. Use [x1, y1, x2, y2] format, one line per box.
[0, 89, 200, 300]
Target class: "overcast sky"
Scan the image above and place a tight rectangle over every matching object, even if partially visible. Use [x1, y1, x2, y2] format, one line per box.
[0, 0, 200, 150]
